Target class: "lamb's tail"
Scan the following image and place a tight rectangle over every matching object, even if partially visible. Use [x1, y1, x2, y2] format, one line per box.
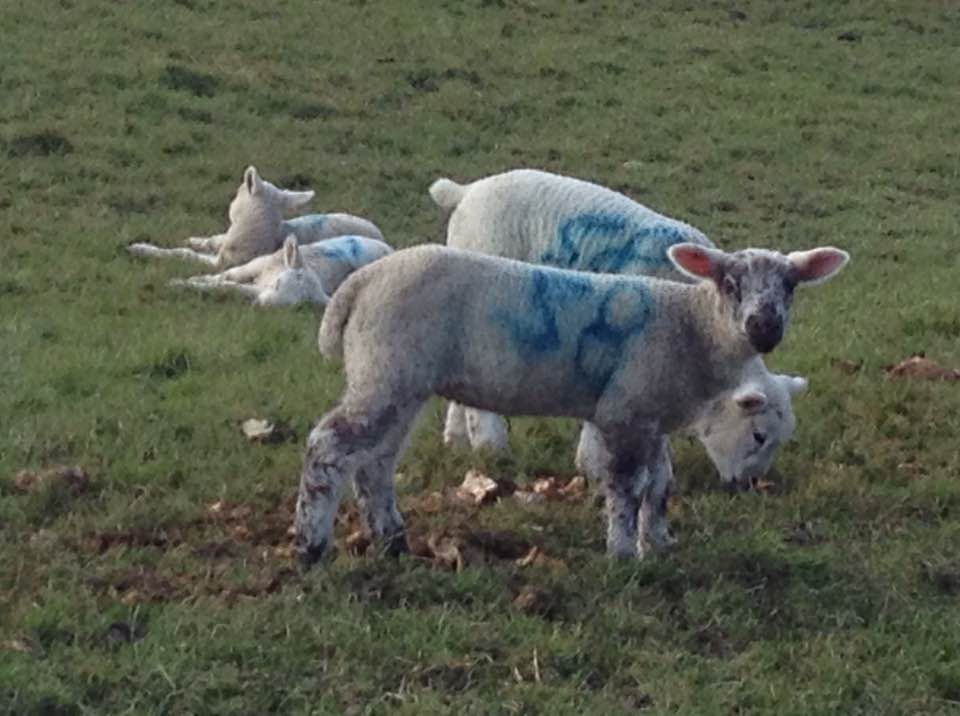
[428, 177, 467, 210]
[317, 266, 373, 360]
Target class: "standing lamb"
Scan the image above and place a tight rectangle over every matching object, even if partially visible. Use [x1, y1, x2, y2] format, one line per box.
[128, 166, 384, 269]
[294, 242, 848, 565]
[431, 168, 806, 488]
[171, 235, 393, 306]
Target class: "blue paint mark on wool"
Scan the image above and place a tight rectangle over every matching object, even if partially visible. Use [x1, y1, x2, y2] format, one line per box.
[285, 214, 328, 233]
[315, 236, 365, 262]
[495, 267, 657, 392]
[543, 212, 689, 274]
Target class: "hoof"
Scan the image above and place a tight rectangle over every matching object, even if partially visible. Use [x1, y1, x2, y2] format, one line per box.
[296, 539, 329, 569]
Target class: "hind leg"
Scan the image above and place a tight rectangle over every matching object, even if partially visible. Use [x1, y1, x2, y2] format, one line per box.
[442, 402, 469, 449]
[352, 402, 424, 556]
[186, 232, 227, 253]
[294, 399, 420, 567]
[465, 408, 510, 452]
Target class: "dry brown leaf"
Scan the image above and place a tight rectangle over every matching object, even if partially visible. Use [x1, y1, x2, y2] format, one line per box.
[14, 465, 90, 494]
[831, 358, 863, 375]
[514, 490, 547, 506]
[532, 477, 559, 495]
[516, 546, 568, 573]
[513, 585, 547, 613]
[753, 479, 777, 493]
[2, 639, 32, 654]
[456, 469, 501, 505]
[242, 418, 276, 441]
[884, 354, 960, 381]
[345, 530, 372, 555]
[427, 534, 464, 571]
[560, 476, 588, 496]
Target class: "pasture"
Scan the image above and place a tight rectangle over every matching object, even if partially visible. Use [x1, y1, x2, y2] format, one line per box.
[2, 1, 959, 713]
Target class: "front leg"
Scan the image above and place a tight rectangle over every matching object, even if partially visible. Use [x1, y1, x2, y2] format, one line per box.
[186, 232, 227, 254]
[589, 421, 659, 559]
[128, 242, 220, 267]
[637, 435, 676, 557]
[169, 275, 263, 300]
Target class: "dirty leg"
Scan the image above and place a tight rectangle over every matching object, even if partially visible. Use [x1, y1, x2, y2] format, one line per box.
[295, 404, 404, 567]
[637, 435, 676, 557]
[352, 403, 422, 556]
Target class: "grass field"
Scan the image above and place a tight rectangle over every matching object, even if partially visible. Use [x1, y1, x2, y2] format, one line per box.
[2, 0, 960, 713]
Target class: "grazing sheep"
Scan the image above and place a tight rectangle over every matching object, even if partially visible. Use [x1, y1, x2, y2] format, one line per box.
[431, 168, 806, 488]
[128, 166, 384, 269]
[171, 234, 393, 306]
[294, 242, 848, 565]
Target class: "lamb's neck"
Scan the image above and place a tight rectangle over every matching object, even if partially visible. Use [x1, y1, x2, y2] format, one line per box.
[681, 282, 757, 380]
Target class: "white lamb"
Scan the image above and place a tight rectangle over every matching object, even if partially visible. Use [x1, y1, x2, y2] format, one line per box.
[431, 168, 807, 488]
[293, 242, 848, 565]
[171, 234, 393, 306]
[128, 166, 384, 269]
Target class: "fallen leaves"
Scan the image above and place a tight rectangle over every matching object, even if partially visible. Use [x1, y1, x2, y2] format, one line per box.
[13, 465, 90, 494]
[884, 354, 960, 381]
[241, 418, 296, 444]
[514, 475, 588, 505]
[455, 469, 506, 505]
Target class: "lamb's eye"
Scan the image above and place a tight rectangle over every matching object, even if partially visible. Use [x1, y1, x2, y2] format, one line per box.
[723, 275, 740, 301]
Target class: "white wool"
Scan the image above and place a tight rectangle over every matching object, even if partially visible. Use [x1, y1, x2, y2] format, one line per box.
[128, 166, 383, 269]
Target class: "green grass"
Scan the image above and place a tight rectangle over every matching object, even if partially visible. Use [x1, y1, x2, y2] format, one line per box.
[3, 0, 960, 713]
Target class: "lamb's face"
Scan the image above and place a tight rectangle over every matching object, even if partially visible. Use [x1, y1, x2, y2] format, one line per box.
[668, 244, 850, 356]
[695, 374, 806, 488]
[256, 267, 327, 306]
[720, 250, 798, 354]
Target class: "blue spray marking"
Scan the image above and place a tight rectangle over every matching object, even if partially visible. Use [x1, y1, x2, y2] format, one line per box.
[543, 212, 689, 274]
[574, 282, 655, 390]
[494, 268, 656, 392]
[284, 214, 328, 236]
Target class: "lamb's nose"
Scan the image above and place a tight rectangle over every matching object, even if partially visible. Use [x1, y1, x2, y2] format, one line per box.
[746, 313, 783, 353]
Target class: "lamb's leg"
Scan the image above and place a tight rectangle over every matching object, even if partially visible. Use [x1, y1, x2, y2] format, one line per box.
[128, 243, 220, 267]
[352, 403, 423, 556]
[294, 401, 419, 567]
[442, 403, 469, 449]
[592, 423, 658, 559]
[575, 421, 606, 479]
[218, 254, 274, 283]
[169, 276, 262, 300]
[637, 435, 677, 557]
[186, 233, 227, 253]
[465, 408, 510, 452]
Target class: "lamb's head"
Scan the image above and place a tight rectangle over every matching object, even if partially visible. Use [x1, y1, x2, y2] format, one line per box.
[229, 166, 316, 224]
[668, 244, 849, 354]
[256, 237, 329, 307]
[693, 372, 808, 489]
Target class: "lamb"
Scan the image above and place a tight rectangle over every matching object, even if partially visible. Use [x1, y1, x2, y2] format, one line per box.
[171, 234, 393, 306]
[128, 166, 384, 269]
[431, 168, 806, 488]
[294, 242, 848, 565]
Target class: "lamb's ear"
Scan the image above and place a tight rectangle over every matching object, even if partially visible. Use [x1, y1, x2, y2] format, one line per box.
[787, 247, 849, 286]
[279, 188, 315, 211]
[734, 385, 768, 414]
[667, 243, 728, 282]
[778, 374, 809, 396]
[244, 166, 262, 195]
[282, 235, 303, 269]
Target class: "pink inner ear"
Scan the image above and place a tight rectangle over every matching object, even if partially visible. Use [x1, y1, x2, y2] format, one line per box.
[794, 249, 847, 282]
[671, 246, 715, 278]
[736, 392, 767, 413]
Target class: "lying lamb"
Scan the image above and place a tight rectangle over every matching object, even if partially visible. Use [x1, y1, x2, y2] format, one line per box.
[171, 235, 393, 306]
[431, 168, 806, 488]
[128, 166, 384, 269]
[294, 242, 848, 565]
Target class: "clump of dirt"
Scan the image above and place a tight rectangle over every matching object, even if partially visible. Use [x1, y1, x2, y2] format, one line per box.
[13, 465, 90, 494]
[884, 353, 960, 381]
